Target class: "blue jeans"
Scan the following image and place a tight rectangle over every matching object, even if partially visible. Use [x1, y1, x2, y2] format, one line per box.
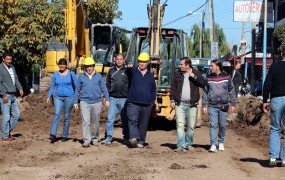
[208, 107, 227, 145]
[50, 96, 74, 138]
[269, 97, 285, 160]
[80, 101, 102, 143]
[105, 97, 129, 141]
[175, 102, 197, 149]
[127, 103, 153, 145]
[1, 95, 20, 139]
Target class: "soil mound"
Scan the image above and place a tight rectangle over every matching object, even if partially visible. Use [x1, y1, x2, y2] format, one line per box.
[229, 95, 271, 148]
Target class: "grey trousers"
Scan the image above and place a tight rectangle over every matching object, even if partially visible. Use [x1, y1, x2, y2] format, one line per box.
[80, 101, 102, 143]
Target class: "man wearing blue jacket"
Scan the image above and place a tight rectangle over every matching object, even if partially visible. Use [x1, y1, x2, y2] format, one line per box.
[74, 57, 110, 147]
[126, 52, 156, 148]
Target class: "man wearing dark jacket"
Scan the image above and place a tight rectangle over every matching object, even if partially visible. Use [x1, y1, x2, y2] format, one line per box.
[170, 57, 207, 152]
[102, 54, 129, 145]
[0, 52, 24, 141]
[126, 52, 156, 148]
[263, 49, 285, 167]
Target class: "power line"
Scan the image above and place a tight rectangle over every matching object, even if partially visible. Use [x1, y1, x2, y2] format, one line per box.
[162, 0, 208, 27]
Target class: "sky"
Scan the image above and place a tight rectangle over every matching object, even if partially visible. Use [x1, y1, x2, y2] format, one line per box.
[113, 0, 255, 51]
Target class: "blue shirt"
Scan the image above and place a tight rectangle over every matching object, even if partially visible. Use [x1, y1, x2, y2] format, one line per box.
[75, 71, 110, 104]
[48, 70, 77, 98]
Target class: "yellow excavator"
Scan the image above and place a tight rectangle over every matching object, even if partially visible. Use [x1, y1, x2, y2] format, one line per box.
[125, 0, 189, 120]
[45, 0, 126, 75]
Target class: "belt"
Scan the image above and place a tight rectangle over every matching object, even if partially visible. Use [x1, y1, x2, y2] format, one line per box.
[181, 100, 191, 104]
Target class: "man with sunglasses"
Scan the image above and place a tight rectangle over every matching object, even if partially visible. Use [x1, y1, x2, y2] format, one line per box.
[126, 52, 156, 148]
[74, 57, 110, 147]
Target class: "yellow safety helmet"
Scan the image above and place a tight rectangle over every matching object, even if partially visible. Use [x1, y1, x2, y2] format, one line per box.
[83, 57, 95, 65]
[138, 52, 150, 62]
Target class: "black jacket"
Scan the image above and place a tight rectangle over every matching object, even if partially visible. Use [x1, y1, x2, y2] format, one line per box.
[106, 66, 128, 98]
[170, 69, 207, 106]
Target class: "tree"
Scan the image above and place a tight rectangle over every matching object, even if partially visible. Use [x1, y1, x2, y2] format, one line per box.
[0, 0, 121, 76]
[88, 0, 122, 24]
[189, 23, 229, 58]
[273, 24, 285, 52]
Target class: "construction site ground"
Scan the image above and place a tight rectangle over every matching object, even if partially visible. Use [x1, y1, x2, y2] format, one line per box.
[0, 77, 284, 179]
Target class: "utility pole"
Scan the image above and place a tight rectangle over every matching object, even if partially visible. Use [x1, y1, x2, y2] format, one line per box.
[200, 10, 205, 58]
[241, 22, 246, 64]
[208, 0, 215, 42]
[262, 0, 268, 85]
[250, 0, 256, 95]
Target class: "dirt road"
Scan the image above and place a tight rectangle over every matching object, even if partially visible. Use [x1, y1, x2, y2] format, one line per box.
[0, 116, 284, 180]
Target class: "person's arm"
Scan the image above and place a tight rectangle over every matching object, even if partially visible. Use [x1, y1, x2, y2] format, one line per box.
[202, 83, 209, 114]
[74, 74, 81, 105]
[263, 67, 273, 103]
[151, 76, 157, 104]
[170, 72, 177, 108]
[0, 68, 7, 97]
[191, 70, 207, 88]
[228, 76, 236, 107]
[71, 71, 77, 91]
[47, 73, 57, 98]
[100, 75, 110, 102]
[105, 69, 112, 91]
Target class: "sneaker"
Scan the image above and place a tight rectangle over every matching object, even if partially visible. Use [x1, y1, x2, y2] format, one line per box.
[49, 135, 56, 143]
[218, 143, 224, 151]
[137, 144, 144, 148]
[101, 139, 112, 145]
[209, 144, 217, 153]
[282, 161, 285, 167]
[61, 137, 68, 142]
[130, 138, 138, 148]
[91, 138, 99, 145]
[186, 146, 195, 151]
[269, 158, 276, 166]
[174, 147, 187, 153]
[82, 141, 90, 148]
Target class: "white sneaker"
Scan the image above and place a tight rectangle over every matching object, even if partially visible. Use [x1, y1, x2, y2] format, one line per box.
[209, 144, 217, 153]
[218, 143, 224, 151]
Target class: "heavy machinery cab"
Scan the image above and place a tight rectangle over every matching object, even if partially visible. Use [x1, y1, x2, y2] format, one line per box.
[126, 27, 189, 91]
[90, 24, 129, 74]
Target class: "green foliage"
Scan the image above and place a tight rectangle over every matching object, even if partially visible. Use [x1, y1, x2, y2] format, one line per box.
[189, 23, 229, 58]
[0, 0, 121, 75]
[88, 0, 122, 24]
[273, 24, 285, 51]
[0, 0, 64, 75]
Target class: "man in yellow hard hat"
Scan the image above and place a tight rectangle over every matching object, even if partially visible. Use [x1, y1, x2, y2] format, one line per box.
[126, 52, 156, 148]
[74, 57, 110, 148]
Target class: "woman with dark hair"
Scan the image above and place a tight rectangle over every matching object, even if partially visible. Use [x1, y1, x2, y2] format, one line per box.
[46, 58, 77, 143]
[202, 59, 236, 152]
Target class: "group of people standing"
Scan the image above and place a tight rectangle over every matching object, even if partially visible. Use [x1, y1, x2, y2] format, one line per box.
[2, 49, 284, 168]
[46, 52, 156, 148]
